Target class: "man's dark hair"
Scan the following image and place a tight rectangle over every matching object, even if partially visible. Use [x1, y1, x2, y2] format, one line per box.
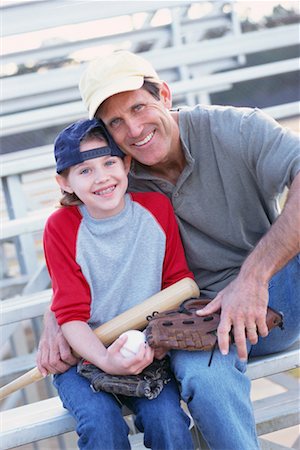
[142, 78, 161, 100]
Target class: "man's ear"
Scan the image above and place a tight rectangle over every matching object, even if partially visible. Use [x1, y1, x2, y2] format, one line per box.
[123, 155, 132, 175]
[56, 174, 73, 194]
[159, 82, 172, 108]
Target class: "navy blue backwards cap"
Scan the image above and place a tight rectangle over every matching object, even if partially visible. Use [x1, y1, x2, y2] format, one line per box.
[55, 118, 125, 173]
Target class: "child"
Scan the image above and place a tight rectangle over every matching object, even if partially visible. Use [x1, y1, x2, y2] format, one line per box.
[44, 118, 194, 450]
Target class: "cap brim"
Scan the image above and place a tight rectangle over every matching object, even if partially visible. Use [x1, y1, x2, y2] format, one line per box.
[88, 76, 145, 119]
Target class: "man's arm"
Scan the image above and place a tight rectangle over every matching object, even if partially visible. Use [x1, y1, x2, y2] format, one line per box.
[36, 307, 78, 376]
[198, 171, 300, 360]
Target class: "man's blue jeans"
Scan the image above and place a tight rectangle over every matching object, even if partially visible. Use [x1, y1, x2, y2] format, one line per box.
[54, 256, 299, 450]
[171, 255, 300, 450]
[53, 371, 193, 450]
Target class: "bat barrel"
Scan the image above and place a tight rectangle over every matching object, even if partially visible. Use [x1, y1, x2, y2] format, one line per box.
[96, 278, 200, 345]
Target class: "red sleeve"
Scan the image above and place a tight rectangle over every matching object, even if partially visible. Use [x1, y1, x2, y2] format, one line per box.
[43, 206, 91, 325]
[130, 192, 195, 289]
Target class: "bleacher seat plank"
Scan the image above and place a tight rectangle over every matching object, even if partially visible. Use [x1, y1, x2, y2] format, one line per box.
[2, 1, 192, 37]
[0, 290, 52, 326]
[1, 396, 76, 449]
[1, 341, 299, 449]
[246, 341, 300, 380]
[2, 59, 299, 135]
[1, 346, 299, 450]
[0, 396, 148, 450]
[0, 146, 54, 177]
[3, 24, 298, 109]
[0, 353, 36, 380]
[1, 208, 54, 240]
[254, 391, 299, 436]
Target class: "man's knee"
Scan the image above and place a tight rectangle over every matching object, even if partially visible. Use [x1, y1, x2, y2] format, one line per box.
[171, 349, 248, 402]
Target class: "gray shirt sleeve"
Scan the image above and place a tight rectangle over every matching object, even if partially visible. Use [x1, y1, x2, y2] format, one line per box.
[239, 108, 300, 196]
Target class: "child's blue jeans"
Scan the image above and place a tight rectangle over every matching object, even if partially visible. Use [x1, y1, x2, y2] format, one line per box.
[53, 370, 193, 450]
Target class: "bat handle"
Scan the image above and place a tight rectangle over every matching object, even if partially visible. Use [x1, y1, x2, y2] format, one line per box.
[0, 367, 43, 401]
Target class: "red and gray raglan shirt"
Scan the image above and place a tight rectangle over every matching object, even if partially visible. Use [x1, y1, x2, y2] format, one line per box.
[44, 192, 194, 329]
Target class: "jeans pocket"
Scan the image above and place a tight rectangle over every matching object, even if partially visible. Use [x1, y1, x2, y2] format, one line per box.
[235, 357, 247, 374]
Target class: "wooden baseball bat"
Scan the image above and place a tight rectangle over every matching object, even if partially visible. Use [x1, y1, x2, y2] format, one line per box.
[0, 277, 199, 400]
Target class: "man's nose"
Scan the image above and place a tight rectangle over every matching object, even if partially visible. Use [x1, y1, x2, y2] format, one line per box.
[126, 118, 143, 138]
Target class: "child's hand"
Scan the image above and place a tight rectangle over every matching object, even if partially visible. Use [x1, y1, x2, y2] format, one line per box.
[103, 334, 154, 375]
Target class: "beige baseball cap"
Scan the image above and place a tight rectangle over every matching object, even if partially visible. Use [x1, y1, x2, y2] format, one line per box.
[79, 50, 161, 119]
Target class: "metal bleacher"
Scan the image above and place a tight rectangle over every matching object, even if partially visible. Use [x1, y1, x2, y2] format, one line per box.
[0, 1, 299, 449]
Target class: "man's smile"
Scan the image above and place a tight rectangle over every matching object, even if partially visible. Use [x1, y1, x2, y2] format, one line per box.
[133, 131, 155, 147]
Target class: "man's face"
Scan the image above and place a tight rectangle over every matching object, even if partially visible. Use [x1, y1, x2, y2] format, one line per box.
[97, 84, 179, 167]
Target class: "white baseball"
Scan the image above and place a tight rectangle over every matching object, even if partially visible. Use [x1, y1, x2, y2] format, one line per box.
[119, 330, 146, 358]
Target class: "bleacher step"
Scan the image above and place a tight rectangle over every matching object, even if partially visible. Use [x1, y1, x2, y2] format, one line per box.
[254, 391, 300, 436]
[1, 377, 299, 450]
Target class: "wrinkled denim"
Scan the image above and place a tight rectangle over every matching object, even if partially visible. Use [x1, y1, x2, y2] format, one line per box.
[54, 256, 299, 450]
[53, 369, 193, 450]
[170, 255, 300, 450]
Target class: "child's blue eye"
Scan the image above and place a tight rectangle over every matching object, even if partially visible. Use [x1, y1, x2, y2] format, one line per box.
[80, 168, 90, 174]
[105, 158, 117, 167]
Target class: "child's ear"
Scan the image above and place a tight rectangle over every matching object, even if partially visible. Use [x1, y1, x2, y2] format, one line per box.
[123, 155, 132, 174]
[56, 174, 73, 194]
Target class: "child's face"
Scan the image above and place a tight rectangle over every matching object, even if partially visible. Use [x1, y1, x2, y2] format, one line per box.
[57, 137, 131, 219]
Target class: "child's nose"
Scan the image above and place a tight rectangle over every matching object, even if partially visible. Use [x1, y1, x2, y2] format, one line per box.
[94, 168, 109, 184]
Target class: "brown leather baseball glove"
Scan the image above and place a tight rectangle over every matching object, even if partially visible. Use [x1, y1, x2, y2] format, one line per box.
[145, 298, 283, 353]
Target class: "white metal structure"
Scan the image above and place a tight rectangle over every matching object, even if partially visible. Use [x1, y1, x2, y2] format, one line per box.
[0, 1, 299, 448]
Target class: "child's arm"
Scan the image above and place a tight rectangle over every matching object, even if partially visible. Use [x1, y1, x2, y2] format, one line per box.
[61, 321, 154, 375]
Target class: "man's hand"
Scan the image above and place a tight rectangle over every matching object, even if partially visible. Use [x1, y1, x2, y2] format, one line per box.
[36, 308, 78, 376]
[197, 274, 269, 360]
[199, 172, 299, 360]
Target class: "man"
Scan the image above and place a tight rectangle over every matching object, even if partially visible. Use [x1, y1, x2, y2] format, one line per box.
[38, 51, 300, 449]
